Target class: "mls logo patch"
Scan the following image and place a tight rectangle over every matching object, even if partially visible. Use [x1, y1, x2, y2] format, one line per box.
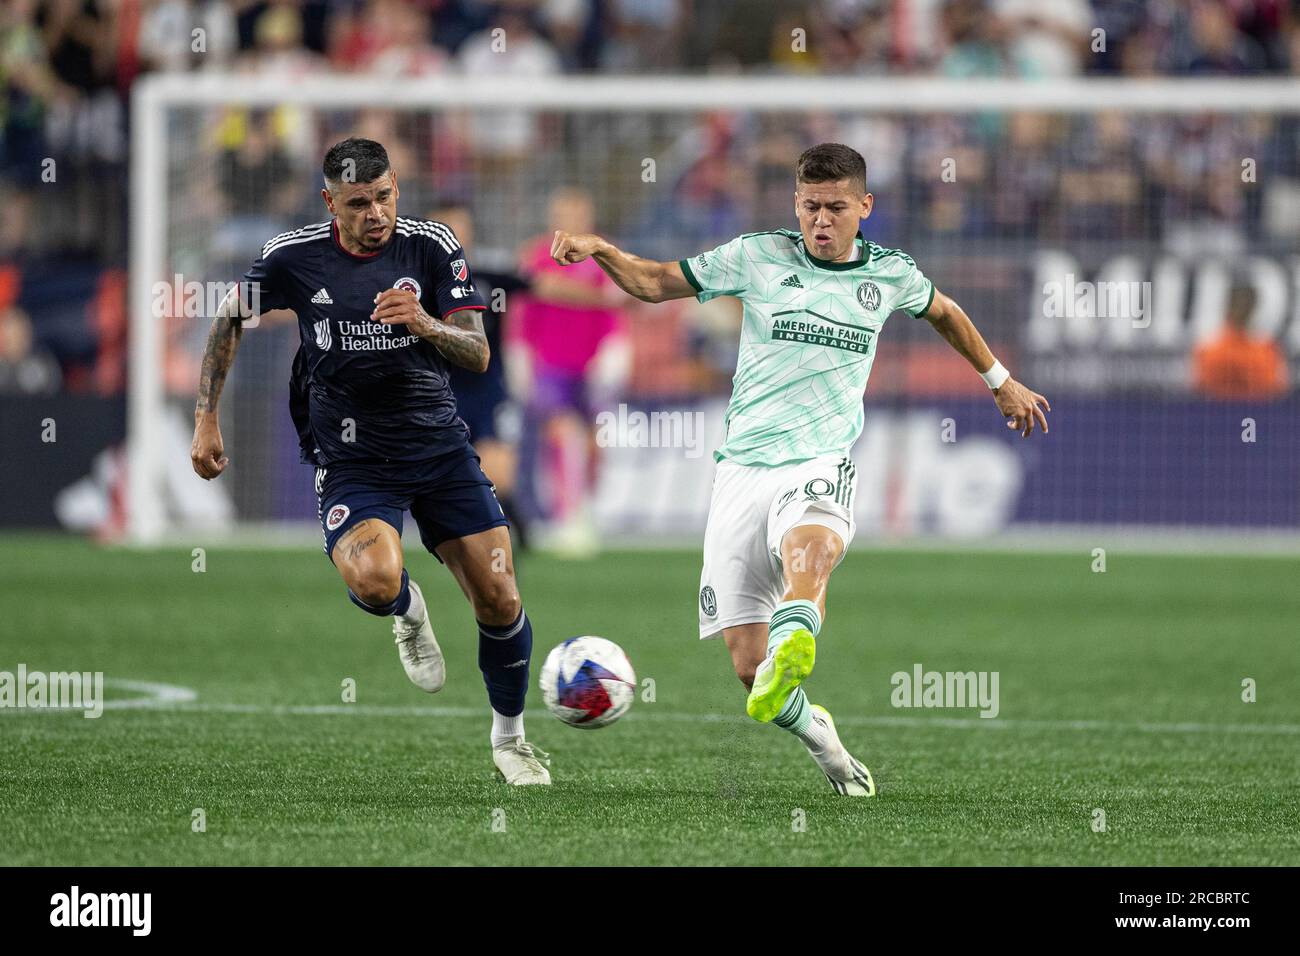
[700, 585, 717, 618]
[394, 276, 422, 298]
[326, 504, 350, 532]
[449, 259, 468, 282]
[856, 281, 881, 311]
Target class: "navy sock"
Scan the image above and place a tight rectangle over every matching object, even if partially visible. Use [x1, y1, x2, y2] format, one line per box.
[348, 568, 412, 617]
[478, 608, 532, 717]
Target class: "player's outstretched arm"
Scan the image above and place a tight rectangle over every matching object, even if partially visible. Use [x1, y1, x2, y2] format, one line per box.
[922, 289, 1051, 438]
[550, 230, 696, 303]
[191, 287, 247, 479]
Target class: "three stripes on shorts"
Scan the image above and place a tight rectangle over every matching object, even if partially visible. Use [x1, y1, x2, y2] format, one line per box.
[832, 456, 856, 507]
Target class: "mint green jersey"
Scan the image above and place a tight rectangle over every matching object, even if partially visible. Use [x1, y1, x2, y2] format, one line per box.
[679, 229, 935, 466]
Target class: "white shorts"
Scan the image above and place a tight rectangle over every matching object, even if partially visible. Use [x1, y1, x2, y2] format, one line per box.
[698, 454, 858, 640]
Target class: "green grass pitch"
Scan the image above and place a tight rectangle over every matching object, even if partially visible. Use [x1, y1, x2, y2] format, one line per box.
[1, 534, 1297, 866]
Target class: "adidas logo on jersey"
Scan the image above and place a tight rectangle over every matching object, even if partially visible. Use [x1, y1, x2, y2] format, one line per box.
[311, 288, 333, 304]
[780, 274, 804, 289]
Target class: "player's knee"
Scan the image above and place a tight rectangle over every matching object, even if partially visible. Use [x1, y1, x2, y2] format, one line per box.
[807, 548, 838, 583]
[474, 582, 521, 626]
[784, 529, 841, 578]
[732, 655, 761, 690]
[350, 566, 403, 607]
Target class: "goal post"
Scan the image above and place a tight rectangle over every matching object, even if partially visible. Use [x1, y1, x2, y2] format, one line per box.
[128, 73, 1300, 546]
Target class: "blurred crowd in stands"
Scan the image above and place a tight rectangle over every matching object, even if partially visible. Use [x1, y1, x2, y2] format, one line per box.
[3, 0, 1299, 401]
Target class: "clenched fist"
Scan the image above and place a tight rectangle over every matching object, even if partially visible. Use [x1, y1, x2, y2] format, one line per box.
[191, 416, 228, 479]
[371, 288, 438, 338]
[550, 230, 608, 266]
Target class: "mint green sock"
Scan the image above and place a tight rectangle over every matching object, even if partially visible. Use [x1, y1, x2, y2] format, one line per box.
[766, 599, 821, 656]
[765, 600, 820, 736]
[773, 687, 813, 735]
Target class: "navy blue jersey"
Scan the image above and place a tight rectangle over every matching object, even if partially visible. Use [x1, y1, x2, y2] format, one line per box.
[240, 217, 488, 465]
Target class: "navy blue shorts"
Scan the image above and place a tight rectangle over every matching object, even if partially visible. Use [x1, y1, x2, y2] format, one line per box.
[315, 446, 508, 563]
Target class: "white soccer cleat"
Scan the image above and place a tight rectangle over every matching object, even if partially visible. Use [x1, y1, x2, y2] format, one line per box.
[805, 705, 875, 797]
[392, 582, 445, 693]
[493, 737, 552, 786]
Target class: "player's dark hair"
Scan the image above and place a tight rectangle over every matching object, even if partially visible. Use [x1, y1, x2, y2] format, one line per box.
[796, 143, 867, 194]
[323, 138, 391, 188]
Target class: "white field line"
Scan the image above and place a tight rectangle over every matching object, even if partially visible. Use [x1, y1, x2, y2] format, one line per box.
[104, 679, 199, 707]
[145, 705, 1300, 735]
[17, 680, 1285, 736]
[0, 679, 197, 715]
[4, 680, 1294, 735]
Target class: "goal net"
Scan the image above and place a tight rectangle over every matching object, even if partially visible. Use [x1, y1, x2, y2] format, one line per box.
[128, 75, 1300, 546]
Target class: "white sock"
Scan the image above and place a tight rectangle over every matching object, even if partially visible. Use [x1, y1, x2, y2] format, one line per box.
[491, 709, 524, 748]
[795, 708, 834, 754]
[399, 579, 426, 625]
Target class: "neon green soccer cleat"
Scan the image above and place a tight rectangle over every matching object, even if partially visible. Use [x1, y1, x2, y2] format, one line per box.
[746, 627, 816, 722]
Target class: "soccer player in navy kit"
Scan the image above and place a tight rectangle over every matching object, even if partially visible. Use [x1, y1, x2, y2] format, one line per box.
[190, 138, 551, 785]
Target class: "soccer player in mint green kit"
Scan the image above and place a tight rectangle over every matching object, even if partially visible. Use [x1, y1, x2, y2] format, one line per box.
[551, 143, 1051, 795]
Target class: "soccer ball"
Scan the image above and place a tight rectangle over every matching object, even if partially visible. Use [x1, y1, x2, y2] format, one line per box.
[539, 636, 637, 729]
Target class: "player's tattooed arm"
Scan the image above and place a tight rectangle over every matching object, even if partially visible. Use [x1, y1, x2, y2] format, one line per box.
[372, 289, 489, 372]
[191, 288, 247, 479]
[425, 307, 490, 373]
[195, 290, 245, 416]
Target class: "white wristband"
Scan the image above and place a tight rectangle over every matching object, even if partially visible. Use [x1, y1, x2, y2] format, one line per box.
[981, 360, 1010, 390]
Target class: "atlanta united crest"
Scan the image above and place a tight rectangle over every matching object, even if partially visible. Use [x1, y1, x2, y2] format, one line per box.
[394, 276, 422, 298]
[857, 281, 881, 311]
